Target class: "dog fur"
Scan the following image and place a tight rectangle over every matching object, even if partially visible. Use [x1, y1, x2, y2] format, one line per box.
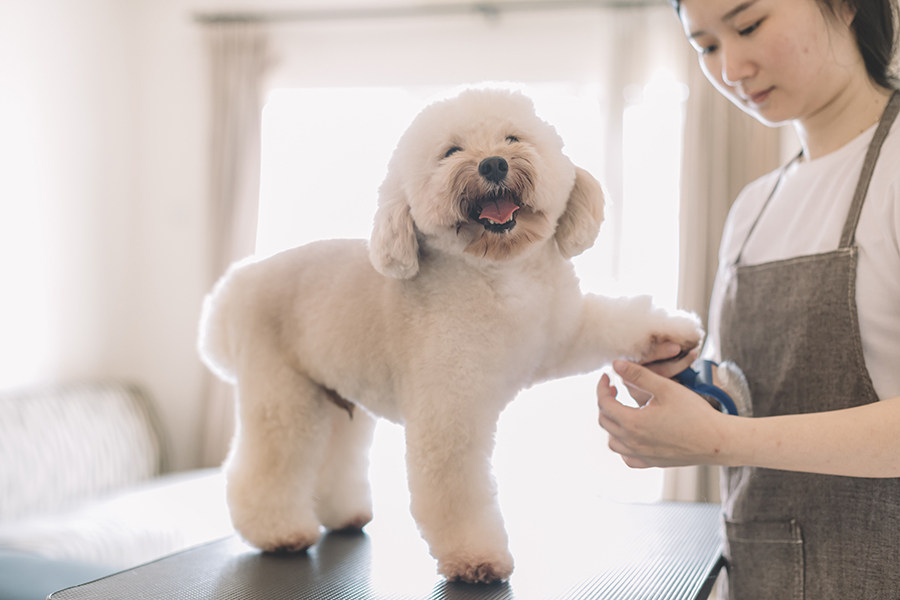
[198, 87, 703, 584]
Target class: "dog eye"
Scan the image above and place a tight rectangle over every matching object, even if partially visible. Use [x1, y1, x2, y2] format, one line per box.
[506, 136, 519, 143]
[444, 146, 463, 158]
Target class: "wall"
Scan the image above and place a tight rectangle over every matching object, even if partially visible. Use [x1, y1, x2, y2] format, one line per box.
[122, 0, 213, 471]
[1, 0, 137, 387]
[0, 0, 212, 471]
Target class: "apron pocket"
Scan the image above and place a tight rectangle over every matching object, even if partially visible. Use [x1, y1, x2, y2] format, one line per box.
[724, 519, 804, 600]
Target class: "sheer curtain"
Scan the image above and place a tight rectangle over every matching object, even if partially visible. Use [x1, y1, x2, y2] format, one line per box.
[666, 52, 783, 503]
[199, 22, 272, 467]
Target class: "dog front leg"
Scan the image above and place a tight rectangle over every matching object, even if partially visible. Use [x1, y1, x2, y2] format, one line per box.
[538, 293, 703, 381]
[403, 405, 514, 584]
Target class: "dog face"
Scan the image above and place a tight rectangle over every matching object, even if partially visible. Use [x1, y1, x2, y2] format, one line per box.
[369, 88, 604, 279]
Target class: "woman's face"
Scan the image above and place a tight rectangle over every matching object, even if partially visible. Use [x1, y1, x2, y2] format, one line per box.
[678, 0, 861, 125]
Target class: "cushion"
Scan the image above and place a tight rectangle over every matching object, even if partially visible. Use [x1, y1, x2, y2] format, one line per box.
[0, 469, 233, 569]
[0, 382, 163, 522]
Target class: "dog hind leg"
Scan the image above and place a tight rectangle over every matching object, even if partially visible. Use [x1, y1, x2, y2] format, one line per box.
[314, 398, 377, 531]
[224, 362, 330, 553]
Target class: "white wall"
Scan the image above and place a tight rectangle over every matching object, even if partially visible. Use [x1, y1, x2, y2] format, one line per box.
[120, 0, 211, 471]
[1, 0, 137, 385]
[0, 0, 213, 470]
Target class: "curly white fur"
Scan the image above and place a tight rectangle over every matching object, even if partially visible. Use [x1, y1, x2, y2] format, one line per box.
[197, 87, 703, 584]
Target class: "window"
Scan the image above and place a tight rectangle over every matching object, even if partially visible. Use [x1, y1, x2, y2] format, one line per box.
[256, 80, 687, 518]
[618, 71, 688, 309]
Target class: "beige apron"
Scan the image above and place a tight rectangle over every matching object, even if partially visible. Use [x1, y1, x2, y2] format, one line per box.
[717, 90, 900, 600]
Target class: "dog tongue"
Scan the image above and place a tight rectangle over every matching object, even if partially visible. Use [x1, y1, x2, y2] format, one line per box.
[479, 198, 519, 224]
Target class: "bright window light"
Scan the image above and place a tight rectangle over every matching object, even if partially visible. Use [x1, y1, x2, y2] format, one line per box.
[620, 71, 688, 310]
[256, 87, 437, 258]
[256, 83, 686, 521]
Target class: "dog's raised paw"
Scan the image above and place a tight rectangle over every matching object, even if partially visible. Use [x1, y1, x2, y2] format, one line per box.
[439, 553, 514, 584]
[663, 312, 704, 349]
[636, 312, 704, 363]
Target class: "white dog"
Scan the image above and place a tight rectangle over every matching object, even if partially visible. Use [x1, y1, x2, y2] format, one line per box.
[198, 87, 702, 584]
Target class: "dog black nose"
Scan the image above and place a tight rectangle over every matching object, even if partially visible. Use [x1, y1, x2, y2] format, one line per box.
[479, 156, 508, 183]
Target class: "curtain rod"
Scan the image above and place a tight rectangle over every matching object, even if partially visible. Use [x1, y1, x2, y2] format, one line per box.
[193, 0, 667, 24]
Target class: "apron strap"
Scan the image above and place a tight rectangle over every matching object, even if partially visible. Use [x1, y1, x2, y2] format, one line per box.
[839, 89, 900, 248]
[736, 89, 900, 265]
[733, 151, 801, 266]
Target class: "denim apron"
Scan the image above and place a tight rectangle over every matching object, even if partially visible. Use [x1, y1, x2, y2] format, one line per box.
[717, 90, 900, 600]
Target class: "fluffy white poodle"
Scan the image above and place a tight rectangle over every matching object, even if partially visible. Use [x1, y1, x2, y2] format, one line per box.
[198, 87, 702, 584]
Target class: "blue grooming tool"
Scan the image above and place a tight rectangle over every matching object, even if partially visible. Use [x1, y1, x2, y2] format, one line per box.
[674, 360, 739, 416]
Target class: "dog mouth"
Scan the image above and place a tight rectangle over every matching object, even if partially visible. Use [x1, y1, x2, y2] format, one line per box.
[467, 194, 520, 233]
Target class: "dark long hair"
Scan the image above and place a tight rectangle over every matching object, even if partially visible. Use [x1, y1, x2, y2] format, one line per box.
[668, 0, 899, 89]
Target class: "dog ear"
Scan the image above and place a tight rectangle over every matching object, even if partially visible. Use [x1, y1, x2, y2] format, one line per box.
[369, 170, 420, 279]
[555, 166, 605, 259]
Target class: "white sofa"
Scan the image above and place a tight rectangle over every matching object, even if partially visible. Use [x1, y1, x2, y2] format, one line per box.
[0, 382, 234, 599]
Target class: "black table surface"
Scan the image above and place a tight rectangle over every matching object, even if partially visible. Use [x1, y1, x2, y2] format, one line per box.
[51, 501, 723, 600]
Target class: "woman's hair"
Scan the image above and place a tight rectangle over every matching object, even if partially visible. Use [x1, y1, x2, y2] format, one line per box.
[668, 0, 899, 89]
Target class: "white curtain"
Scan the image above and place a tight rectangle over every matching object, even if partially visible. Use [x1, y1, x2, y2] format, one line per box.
[199, 23, 272, 468]
[596, 8, 692, 268]
[665, 54, 783, 503]
[676, 57, 783, 330]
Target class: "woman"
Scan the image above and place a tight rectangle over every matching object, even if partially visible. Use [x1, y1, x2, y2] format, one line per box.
[596, 0, 900, 597]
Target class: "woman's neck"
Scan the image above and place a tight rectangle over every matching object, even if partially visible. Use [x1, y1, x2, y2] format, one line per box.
[793, 78, 892, 161]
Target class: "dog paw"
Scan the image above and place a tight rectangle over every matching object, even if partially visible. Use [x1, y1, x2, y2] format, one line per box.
[325, 512, 373, 533]
[638, 310, 704, 362]
[315, 491, 374, 532]
[438, 550, 514, 584]
[237, 522, 322, 554]
[262, 531, 322, 554]
[229, 504, 323, 553]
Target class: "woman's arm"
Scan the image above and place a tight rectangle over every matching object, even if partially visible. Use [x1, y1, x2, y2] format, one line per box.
[597, 360, 900, 478]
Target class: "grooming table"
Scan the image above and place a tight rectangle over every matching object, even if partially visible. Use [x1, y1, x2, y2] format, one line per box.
[50, 501, 724, 600]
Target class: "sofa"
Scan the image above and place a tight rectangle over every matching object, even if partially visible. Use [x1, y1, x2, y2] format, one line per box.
[0, 381, 234, 599]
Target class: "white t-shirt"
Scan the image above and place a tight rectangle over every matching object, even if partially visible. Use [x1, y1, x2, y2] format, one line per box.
[704, 117, 900, 401]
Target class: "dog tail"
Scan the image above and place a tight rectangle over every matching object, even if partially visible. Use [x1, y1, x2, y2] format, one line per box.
[197, 266, 241, 385]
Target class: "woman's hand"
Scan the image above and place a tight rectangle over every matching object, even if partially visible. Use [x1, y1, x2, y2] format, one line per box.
[598, 360, 900, 478]
[597, 359, 730, 469]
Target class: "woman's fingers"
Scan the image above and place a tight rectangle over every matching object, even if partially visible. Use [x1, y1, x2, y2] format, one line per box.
[598, 359, 729, 469]
[596, 373, 627, 426]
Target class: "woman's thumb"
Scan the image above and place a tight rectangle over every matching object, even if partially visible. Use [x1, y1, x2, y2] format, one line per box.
[613, 359, 664, 395]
